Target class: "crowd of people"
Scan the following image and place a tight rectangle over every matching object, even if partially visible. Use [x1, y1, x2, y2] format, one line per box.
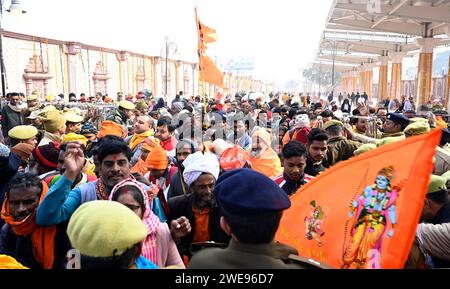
[0, 88, 449, 269]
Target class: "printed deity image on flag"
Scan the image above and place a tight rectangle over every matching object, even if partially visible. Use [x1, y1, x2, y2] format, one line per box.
[276, 130, 442, 269]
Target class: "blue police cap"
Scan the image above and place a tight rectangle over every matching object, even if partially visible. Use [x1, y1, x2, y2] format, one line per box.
[387, 113, 410, 125]
[214, 169, 291, 216]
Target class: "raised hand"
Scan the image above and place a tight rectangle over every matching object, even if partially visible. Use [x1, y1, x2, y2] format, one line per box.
[63, 142, 86, 182]
[170, 216, 191, 241]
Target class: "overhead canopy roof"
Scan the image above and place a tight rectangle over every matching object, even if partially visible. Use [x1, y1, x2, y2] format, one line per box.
[314, 0, 450, 71]
[328, 0, 450, 37]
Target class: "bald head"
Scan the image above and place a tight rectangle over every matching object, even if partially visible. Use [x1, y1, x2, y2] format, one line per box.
[134, 115, 152, 134]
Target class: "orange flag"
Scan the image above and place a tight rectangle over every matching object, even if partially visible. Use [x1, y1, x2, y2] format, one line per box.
[195, 7, 217, 53]
[276, 129, 442, 269]
[200, 55, 224, 88]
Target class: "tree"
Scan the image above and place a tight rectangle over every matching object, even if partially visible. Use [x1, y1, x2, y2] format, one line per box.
[302, 66, 341, 89]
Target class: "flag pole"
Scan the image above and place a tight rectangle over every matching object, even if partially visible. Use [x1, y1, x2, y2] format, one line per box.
[195, 7, 207, 114]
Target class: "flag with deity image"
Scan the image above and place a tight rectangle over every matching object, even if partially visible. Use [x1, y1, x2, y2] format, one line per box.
[276, 129, 442, 269]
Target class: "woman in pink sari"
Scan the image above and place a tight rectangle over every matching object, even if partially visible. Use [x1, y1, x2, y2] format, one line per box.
[110, 178, 184, 268]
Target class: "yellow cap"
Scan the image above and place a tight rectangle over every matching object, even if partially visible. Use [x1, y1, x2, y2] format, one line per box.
[42, 105, 57, 113]
[404, 121, 430, 137]
[42, 110, 66, 133]
[323, 120, 344, 130]
[67, 201, 147, 258]
[63, 133, 88, 146]
[27, 95, 38, 101]
[45, 95, 54, 102]
[119, 100, 135, 110]
[428, 175, 447, 194]
[64, 113, 84, 123]
[8, 126, 38, 140]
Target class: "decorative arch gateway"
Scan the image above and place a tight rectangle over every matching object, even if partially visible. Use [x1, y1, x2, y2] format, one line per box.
[93, 60, 110, 95]
[23, 54, 53, 98]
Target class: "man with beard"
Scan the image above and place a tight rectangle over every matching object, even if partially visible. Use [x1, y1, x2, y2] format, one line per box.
[2, 93, 24, 144]
[167, 139, 197, 199]
[155, 117, 178, 158]
[168, 152, 229, 260]
[126, 115, 154, 166]
[36, 138, 165, 226]
[273, 141, 313, 196]
[305, 129, 329, 177]
[0, 173, 71, 268]
[248, 128, 283, 178]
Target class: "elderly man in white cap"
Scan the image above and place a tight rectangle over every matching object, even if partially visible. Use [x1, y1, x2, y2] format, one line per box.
[167, 152, 230, 260]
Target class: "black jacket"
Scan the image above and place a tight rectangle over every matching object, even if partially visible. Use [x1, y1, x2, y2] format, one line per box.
[1, 105, 23, 138]
[168, 194, 230, 258]
[167, 171, 188, 200]
[0, 153, 21, 229]
[0, 222, 71, 269]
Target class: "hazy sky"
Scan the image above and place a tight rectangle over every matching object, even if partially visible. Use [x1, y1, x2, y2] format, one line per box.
[2, 0, 333, 85]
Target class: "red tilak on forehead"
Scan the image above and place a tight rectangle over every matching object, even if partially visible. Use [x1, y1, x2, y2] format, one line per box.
[112, 156, 117, 161]
[123, 187, 129, 195]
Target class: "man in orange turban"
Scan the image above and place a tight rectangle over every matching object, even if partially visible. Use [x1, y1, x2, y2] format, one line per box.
[248, 128, 282, 178]
[143, 145, 177, 218]
[97, 121, 126, 139]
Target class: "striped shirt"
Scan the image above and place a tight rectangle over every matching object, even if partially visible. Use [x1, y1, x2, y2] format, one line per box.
[272, 173, 314, 196]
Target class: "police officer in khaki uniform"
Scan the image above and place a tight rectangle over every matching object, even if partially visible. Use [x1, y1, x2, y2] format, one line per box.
[8, 125, 39, 148]
[323, 120, 361, 167]
[188, 169, 328, 269]
[382, 113, 410, 139]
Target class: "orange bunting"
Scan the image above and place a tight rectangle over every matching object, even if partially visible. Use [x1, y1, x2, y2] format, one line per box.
[276, 130, 442, 269]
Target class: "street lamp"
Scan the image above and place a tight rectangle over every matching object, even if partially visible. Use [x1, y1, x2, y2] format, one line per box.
[164, 36, 177, 99]
[0, 0, 26, 98]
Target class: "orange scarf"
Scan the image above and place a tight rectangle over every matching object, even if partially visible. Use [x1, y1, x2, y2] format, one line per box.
[249, 148, 283, 179]
[129, 131, 154, 151]
[1, 182, 57, 269]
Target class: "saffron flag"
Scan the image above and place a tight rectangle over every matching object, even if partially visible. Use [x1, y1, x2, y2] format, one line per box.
[200, 55, 224, 88]
[276, 129, 442, 269]
[195, 7, 217, 53]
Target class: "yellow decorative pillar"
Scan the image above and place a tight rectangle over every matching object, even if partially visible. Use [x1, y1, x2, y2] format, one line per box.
[363, 63, 374, 101]
[116, 51, 130, 96]
[445, 54, 450, 109]
[351, 71, 358, 93]
[359, 66, 365, 93]
[152, 57, 161, 97]
[416, 38, 440, 107]
[389, 52, 405, 100]
[378, 56, 389, 102]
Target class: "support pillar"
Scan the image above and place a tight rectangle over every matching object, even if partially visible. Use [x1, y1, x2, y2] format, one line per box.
[359, 65, 365, 93]
[65, 42, 81, 95]
[116, 51, 129, 97]
[390, 51, 406, 100]
[446, 54, 450, 110]
[416, 37, 440, 107]
[152, 57, 161, 97]
[378, 54, 389, 102]
[362, 62, 374, 101]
